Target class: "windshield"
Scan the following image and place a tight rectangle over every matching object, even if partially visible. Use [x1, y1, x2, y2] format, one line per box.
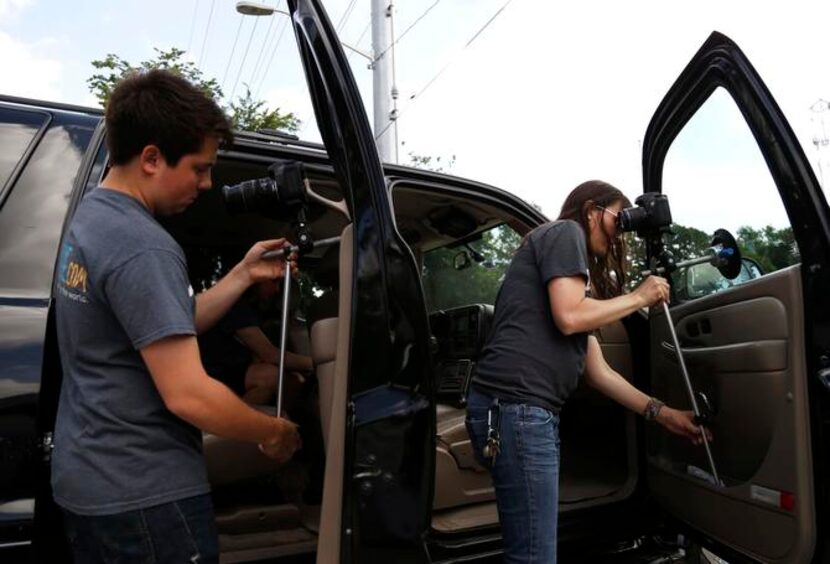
[421, 223, 521, 311]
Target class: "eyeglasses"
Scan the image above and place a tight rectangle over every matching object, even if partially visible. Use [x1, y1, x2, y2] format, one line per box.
[596, 206, 623, 233]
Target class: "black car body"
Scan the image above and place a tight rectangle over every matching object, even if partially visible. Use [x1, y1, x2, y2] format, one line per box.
[0, 1, 828, 562]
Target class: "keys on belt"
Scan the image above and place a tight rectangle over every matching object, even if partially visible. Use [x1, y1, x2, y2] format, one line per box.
[482, 403, 501, 467]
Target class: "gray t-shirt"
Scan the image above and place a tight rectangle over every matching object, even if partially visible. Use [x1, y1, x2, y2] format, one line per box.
[52, 188, 207, 516]
[472, 220, 590, 413]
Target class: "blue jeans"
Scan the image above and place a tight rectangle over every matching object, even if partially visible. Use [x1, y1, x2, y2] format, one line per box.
[466, 386, 561, 564]
[62, 494, 219, 563]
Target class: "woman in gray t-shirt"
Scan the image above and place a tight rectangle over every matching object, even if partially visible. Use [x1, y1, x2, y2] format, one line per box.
[467, 180, 709, 563]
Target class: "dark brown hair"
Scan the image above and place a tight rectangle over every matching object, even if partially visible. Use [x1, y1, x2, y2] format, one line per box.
[558, 180, 631, 299]
[105, 69, 233, 166]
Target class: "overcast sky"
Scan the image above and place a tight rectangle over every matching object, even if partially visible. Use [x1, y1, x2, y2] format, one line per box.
[2, 0, 829, 233]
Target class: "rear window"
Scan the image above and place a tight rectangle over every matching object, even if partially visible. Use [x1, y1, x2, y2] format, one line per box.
[0, 106, 49, 196]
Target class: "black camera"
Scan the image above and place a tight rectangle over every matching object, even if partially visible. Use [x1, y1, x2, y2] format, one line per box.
[617, 192, 672, 235]
[222, 162, 307, 220]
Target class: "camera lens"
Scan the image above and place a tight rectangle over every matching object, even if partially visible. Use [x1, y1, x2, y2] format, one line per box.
[617, 206, 646, 232]
[222, 177, 280, 215]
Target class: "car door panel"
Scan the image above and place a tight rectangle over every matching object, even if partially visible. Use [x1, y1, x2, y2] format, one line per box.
[649, 267, 814, 558]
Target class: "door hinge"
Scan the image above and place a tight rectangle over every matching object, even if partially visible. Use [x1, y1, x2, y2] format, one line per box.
[41, 432, 54, 463]
[347, 400, 355, 429]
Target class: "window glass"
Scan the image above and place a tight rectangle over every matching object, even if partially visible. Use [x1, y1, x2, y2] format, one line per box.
[0, 107, 48, 195]
[0, 120, 95, 296]
[658, 87, 798, 301]
[421, 223, 521, 311]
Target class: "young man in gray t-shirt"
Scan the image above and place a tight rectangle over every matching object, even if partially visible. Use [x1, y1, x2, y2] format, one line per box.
[53, 69, 300, 563]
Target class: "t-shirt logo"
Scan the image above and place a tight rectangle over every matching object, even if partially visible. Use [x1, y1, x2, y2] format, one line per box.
[58, 242, 89, 303]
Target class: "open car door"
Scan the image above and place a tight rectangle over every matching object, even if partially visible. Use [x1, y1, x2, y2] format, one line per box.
[642, 32, 830, 562]
[286, 1, 435, 563]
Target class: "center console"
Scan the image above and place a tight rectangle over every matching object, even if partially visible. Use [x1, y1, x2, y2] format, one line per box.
[429, 304, 494, 405]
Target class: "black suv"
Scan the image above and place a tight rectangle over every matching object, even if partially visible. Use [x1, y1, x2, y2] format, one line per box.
[1, 1, 829, 562]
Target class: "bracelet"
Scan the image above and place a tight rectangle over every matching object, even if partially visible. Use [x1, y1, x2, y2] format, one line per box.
[643, 397, 665, 422]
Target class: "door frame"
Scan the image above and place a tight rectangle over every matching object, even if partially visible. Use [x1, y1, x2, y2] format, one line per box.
[641, 31, 830, 561]
[287, 1, 436, 561]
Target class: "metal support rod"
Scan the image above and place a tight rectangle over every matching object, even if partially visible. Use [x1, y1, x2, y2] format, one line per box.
[661, 301, 721, 485]
[642, 252, 714, 277]
[261, 235, 342, 260]
[276, 259, 293, 417]
[267, 235, 341, 416]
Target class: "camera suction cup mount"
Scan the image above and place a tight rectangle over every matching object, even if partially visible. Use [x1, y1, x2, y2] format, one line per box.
[642, 228, 742, 280]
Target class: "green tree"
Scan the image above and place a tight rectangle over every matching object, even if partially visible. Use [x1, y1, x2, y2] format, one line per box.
[736, 225, 799, 273]
[625, 224, 712, 291]
[421, 224, 521, 311]
[87, 47, 300, 133]
[228, 85, 300, 133]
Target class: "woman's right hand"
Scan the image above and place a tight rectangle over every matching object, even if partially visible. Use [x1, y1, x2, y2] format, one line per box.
[633, 275, 670, 307]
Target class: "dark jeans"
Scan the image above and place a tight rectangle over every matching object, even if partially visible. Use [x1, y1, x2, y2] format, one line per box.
[466, 386, 561, 564]
[62, 493, 218, 564]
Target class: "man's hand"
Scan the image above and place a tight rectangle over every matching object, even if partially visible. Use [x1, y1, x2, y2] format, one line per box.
[239, 239, 298, 285]
[656, 407, 713, 445]
[258, 417, 302, 463]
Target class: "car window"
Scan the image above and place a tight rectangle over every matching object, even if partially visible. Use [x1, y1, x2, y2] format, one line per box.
[421, 223, 521, 311]
[0, 106, 49, 197]
[658, 87, 798, 302]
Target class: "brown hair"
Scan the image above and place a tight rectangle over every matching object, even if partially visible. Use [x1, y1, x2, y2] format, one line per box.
[105, 69, 233, 166]
[557, 180, 631, 299]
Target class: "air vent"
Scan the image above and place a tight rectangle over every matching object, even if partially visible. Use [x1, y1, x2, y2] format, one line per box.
[437, 360, 472, 395]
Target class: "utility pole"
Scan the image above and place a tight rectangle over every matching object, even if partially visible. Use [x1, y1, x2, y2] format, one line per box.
[371, 0, 398, 163]
[236, 0, 399, 163]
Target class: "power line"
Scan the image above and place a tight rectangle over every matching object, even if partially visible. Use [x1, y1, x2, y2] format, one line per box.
[250, 23, 278, 94]
[336, 0, 359, 33]
[375, 0, 442, 62]
[230, 17, 261, 102]
[221, 17, 245, 91]
[254, 14, 290, 99]
[197, 0, 216, 69]
[346, 20, 371, 63]
[375, 0, 514, 142]
[186, 0, 199, 55]
[248, 1, 281, 89]
[355, 20, 372, 45]
[411, 0, 512, 102]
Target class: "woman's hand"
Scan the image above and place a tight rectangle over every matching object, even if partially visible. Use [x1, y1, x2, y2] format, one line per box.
[656, 407, 713, 445]
[633, 275, 670, 308]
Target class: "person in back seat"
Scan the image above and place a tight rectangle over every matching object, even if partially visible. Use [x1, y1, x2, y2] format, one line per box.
[199, 278, 313, 406]
[466, 180, 712, 564]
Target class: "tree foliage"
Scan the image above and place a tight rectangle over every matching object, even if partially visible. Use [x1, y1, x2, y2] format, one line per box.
[735, 225, 799, 273]
[407, 152, 456, 173]
[228, 85, 301, 133]
[625, 223, 798, 291]
[87, 47, 300, 133]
